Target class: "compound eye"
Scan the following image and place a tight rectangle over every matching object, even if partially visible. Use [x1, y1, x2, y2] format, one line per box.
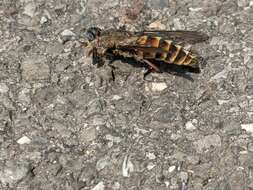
[85, 27, 102, 41]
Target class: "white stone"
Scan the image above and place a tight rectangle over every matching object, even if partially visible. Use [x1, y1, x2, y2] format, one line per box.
[169, 165, 176, 173]
[185, 121, 196, 131]
[250, 0, 253, 6]
[147, 162, 155, 170]
[145, 82, 167, 92]
[241, 123, 253, 136]
[146, 152, 156, 160]
[217, 99, 230, 105]
[122, 155, 134, 177]
[189, 7, 203, 12]
[171, 133, 181, 140]
[17, 136, 31, 144]
[164, 181, 170, 187]
[239, 150, 248, 154]
[61, 29, 76, 37]
[112, 95, 122, 100]
[92, 182, 105, 190]
[40, 16, 48, 24]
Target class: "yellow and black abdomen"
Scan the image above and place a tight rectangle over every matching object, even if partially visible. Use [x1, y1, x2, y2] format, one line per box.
[136, 35, 199, 67]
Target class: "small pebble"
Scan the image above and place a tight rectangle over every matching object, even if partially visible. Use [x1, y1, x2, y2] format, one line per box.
[145, 82, 167, 92]
[122, 155, 134, 177]
[169, 165, 176, 173]
[146, 152, 156, 160]
[241, 123, 253, 136]
[164, 181, 170, 187]
[60, 29, 76, 43]
[40, 16, 48, 24]
[185, 121, 196, 131]
[239, 150, 248, 154]
[92, 181, 105, 190]
[217, 99, 230, 105]
[61, 29, 76, 37]
[189, 7, 203, 12]
[17, 136, 31, 145]
[112, 95, 122, 100]
[171, 133, 181, 140]
[147, 162, 156, 170]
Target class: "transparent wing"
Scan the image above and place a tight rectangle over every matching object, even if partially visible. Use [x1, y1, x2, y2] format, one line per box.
[134, 30, 209, 44]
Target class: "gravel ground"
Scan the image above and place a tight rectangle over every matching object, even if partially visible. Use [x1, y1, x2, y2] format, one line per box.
[1, 0, 253, 189]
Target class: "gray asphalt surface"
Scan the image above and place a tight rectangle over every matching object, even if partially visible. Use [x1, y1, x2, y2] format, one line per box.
[0, 0, 253, 189]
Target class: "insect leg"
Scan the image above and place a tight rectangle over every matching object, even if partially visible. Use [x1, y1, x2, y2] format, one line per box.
[131, 55, 160, 72]
[144, 68, 153, 79]
[105, 60, 116, 81]
[92, 47, 104, 67]
[112, 49, 132, 58]
[92, 47, 99, 65]
[112, 50, 160, 72]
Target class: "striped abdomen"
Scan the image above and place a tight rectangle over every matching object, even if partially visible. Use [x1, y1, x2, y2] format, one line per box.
[136, 35, 198, 67]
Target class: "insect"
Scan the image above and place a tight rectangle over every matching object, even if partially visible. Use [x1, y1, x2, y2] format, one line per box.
[83, 27, 209, 77]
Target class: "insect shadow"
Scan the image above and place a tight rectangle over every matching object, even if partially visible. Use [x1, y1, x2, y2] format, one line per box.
[104, 51, 203, 81]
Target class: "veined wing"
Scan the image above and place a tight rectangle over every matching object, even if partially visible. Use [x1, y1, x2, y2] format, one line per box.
[134, 30, 209, 44]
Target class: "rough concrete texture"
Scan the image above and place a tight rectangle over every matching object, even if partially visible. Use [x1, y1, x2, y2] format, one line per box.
[0, 0, 253, 189]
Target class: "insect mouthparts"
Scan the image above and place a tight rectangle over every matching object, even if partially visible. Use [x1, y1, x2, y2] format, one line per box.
[85, 27, 102, 42]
